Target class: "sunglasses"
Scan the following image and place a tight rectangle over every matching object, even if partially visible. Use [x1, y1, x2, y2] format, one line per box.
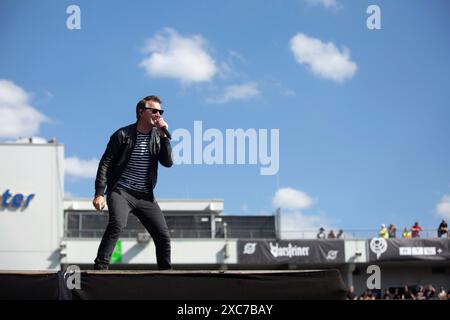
[143, 107, 164, 116]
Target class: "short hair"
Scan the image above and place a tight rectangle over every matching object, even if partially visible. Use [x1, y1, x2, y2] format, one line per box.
[136, 95, 162, 119]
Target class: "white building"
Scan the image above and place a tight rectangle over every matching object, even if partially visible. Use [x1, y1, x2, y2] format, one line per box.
[0, 142, 64, 270]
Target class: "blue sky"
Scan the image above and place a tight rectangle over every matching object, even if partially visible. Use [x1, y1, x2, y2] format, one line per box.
[1, 0, 450, 236]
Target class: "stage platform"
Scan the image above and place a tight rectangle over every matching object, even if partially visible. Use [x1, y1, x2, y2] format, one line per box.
[0, 269, 347, 300]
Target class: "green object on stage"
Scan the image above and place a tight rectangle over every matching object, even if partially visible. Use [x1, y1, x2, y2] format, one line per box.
[110, 239, 122, 264]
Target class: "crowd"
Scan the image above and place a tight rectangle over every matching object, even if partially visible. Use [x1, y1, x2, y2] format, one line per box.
[377, 220, 448, 239]
[316, 227, 344, 239]
[347, 284, 450, 300]
[315, 219, 449, 239]
[316, 219, 450, 239]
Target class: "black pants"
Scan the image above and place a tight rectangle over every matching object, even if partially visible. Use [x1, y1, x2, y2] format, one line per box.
[94, 187, 171, 270]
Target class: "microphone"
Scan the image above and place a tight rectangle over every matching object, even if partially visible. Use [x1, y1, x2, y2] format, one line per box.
[160, 126, 172, 140]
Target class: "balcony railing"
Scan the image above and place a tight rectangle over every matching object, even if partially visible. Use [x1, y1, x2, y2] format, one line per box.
[64, 228, 447, 240]
[281, 229, 448, 240]
[64, 228, 276, 239]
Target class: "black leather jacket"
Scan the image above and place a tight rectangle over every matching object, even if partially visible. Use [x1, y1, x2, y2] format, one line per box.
[94, 123, 173, 196]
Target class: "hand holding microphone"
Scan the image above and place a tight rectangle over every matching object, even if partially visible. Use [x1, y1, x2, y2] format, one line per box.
[155, 117, 172, 140]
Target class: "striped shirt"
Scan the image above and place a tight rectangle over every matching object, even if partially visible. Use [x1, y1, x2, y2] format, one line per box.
[117, 131, 152, 193]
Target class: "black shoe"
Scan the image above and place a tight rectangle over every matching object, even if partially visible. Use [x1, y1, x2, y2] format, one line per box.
[93, 264, 108, 270]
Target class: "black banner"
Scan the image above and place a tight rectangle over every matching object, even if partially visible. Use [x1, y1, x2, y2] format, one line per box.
[368, 238, 450, 262]
[237, 240, 345, 264]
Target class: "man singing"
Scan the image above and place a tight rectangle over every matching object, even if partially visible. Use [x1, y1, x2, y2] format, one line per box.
[92, 95, 173, 270]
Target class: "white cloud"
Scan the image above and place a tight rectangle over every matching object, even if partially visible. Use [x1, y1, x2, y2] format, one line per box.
[437, 195, 450, 219]
[272, 187, 316, 210]
[262, 78, 296, 98]
[282, 89, 296, 97]
[305, 0, 339, 9]
[65, 157, 99, 179]
[139, 28, 218, 83]
[206, 83, 260, 104]
[228, 50, 246, 63]
[272, 187, 339, 239]
[0, 80, 49, 138]
[280, 210, 332, 239]
[290, 33, 357, 83]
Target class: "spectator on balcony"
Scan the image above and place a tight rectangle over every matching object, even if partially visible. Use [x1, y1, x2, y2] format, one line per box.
[327, 229, 337, 239]
[416, 291, 426, 300]
[415, 286, 426, 300]
[378, 224, 388, 239]
[336, 229, 344, 239]
[402, 285, 415, 300]
[382, 288, 393, 300]
[392, 288, 401, 300]
[411, 222, 422, 238]
[402, 227, 411, 238]
[438, 287, 447, 300]
[362, 290, 375, 300]
[346, 285, 356, 300]
[425, 284, 436, 299]
[388, 224, 397, 238]
[437, 219, 448, 238]
[316, 227, 326, 239]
